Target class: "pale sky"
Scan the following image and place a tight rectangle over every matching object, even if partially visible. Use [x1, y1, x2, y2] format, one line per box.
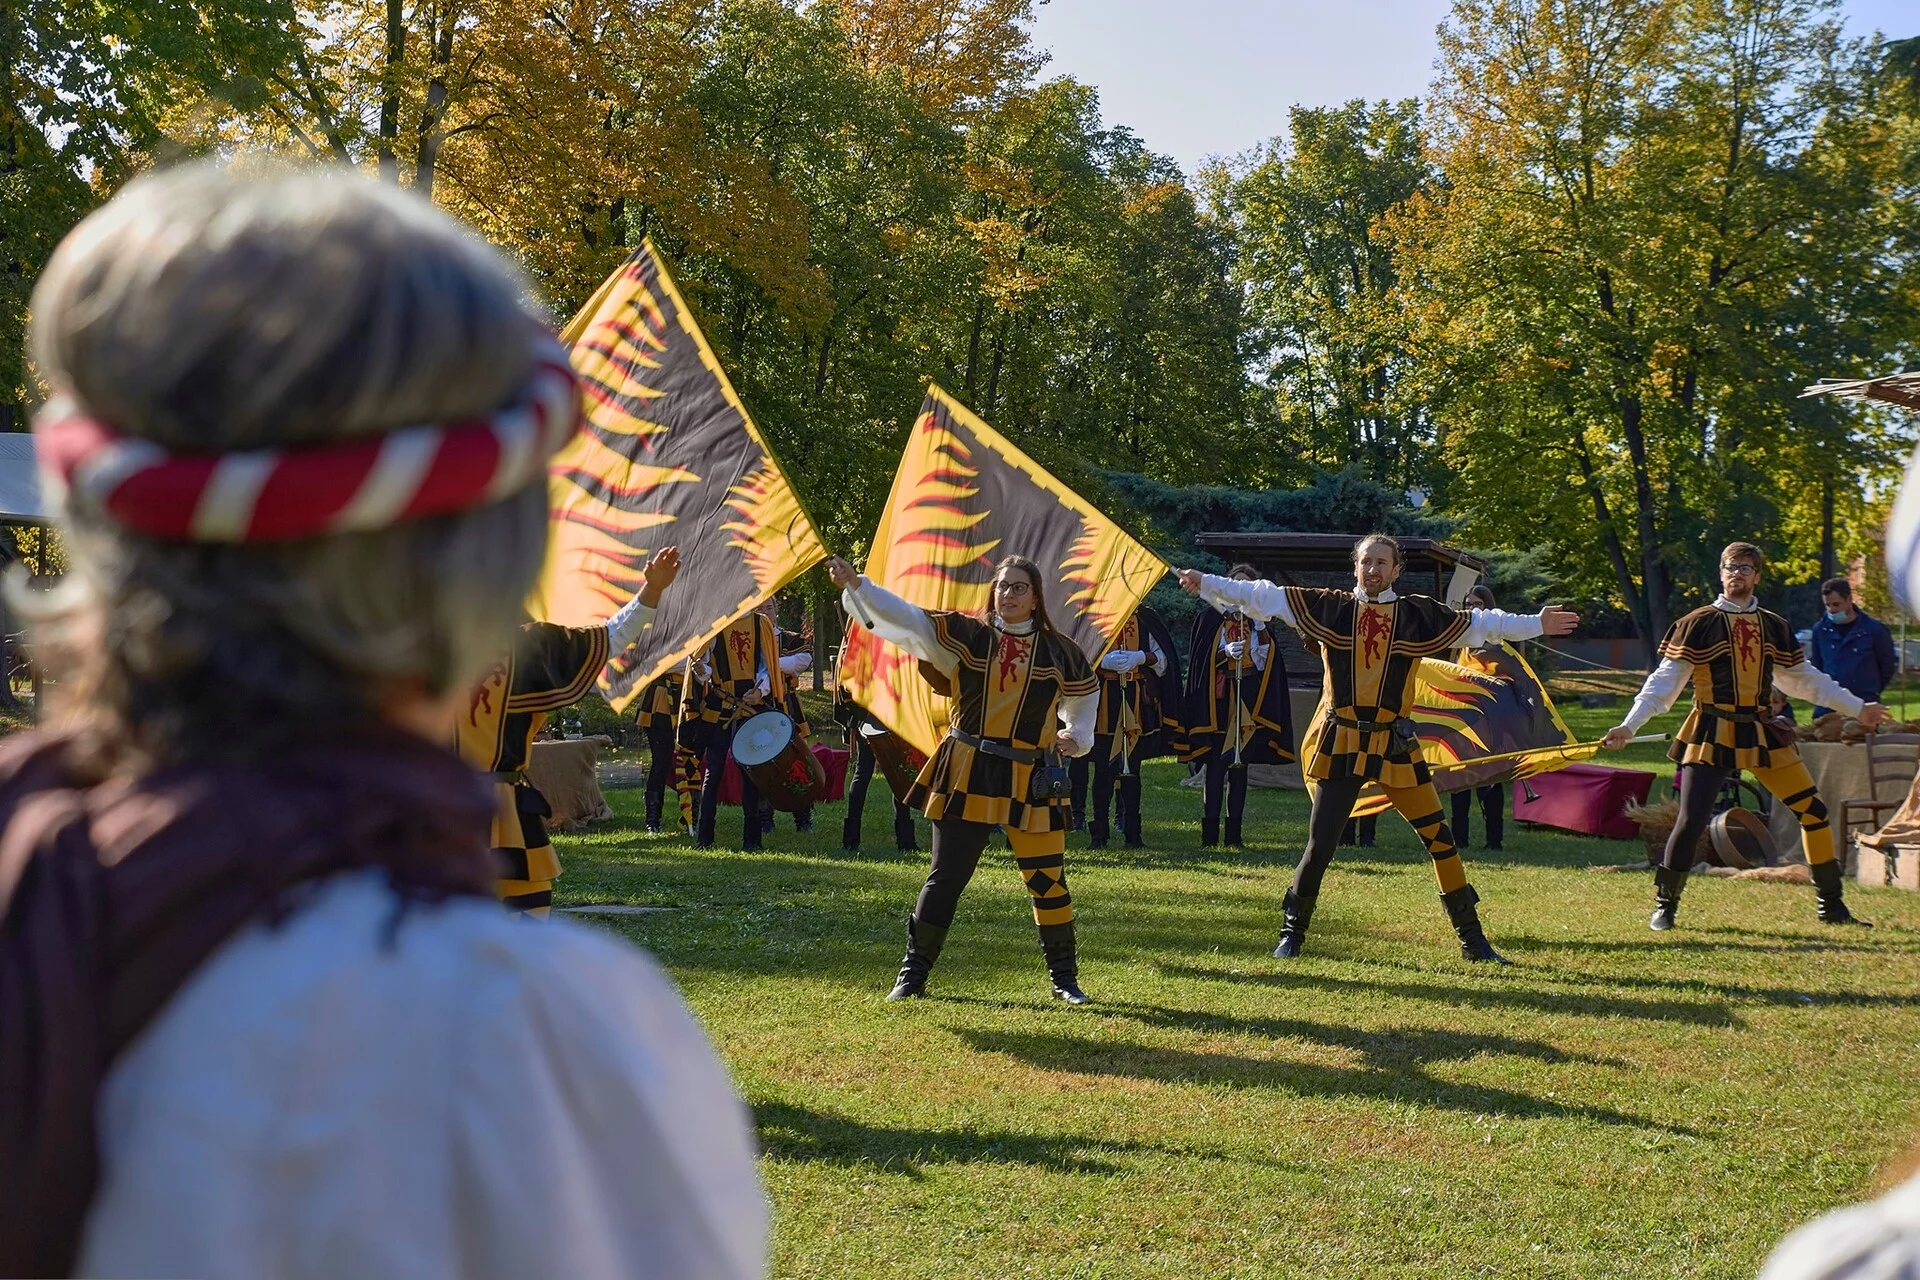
[1028, 0, 1920, 175]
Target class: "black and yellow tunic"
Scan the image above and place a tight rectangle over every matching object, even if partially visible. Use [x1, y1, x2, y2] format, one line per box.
[458, 622, 610, 891]
[1179, 607, 1294, 765]
[688, 613, 785, 737]
[908, 613, 1097, 833]
[635, 670, 683, 732]
[1288, 587, 1470, 789]
[776, 626, 813, 742]
[1660, 604, 1806, 771]
[1094, 613, 1156, 748]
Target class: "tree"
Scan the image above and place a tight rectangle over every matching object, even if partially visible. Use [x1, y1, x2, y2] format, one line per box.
[1216, 100, 1437, 490]
[1389, 0, 1920, 658]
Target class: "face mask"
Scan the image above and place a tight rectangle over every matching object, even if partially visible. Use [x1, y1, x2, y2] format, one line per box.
[1826, 610, 1850, 623]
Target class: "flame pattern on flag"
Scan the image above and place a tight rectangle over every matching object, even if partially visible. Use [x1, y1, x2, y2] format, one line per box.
[841, 386, 1167, 756]
[532, 240, 825, 708]
[1305, 643, 1583, 819]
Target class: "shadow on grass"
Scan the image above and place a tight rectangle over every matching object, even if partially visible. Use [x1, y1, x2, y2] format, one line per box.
[1104, 1002, 1628, 1072]
[1337, 953, 1920, 1013]
[1157, 961, 1739, 1027]
[956, 1026, 1694, 1135]
[753, 1101, 1295, 1177]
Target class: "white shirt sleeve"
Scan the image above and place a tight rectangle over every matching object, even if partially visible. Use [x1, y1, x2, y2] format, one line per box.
[604, 598, 656, 653]
[1457, 608, 1546, 649]
[779, 652, 813, 676]
[1197, 574, 1297, 629]
[1773, 663, 1867, 717]
[754, 655, 770, 696]
[841, 577, 956, 675]
[1145, 635, 1166, 674]
[1059, 691, 1098, 756]
[1621, 657, 1691, 733]
[1251, 628, 1270, 672]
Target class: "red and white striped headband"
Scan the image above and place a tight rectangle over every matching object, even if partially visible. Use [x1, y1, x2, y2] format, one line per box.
[33, 341, 580, 543]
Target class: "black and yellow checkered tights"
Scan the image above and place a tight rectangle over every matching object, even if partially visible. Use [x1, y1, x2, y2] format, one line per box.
[1663, 761, 1832, 870]
[914, 817, 1074, 928]
[1294, 776, 1469, 899]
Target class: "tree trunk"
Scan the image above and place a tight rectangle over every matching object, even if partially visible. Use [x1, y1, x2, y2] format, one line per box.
[1820, 475, 1837, 583]
[985, 312, 1011, 414]
[1574, 435, 1655, 664]
[413, 7, 455, 200]
[377, 0, 405, 183]
[812, 593, 830, 693]
[963, 296, 986, 399]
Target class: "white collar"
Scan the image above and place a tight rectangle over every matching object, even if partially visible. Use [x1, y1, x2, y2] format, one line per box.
[1353, 587, 1398, 605]
[1712, 594, 1759, 613]
[994, 617, 1036, 636]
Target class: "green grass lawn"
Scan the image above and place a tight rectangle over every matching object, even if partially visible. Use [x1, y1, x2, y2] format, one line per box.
[554, 698, 1920, 1279]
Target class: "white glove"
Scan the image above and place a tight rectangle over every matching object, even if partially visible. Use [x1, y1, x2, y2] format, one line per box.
[1100, 650, 1142, 674]
[1224, 640, 1247, 661]
[692, 659, 713, 683]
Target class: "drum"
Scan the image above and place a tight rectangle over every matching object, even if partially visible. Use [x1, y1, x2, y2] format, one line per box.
[1707, 807, 1774, 870]
[863, 722, 929, 803]
[731, 711, 826, 811]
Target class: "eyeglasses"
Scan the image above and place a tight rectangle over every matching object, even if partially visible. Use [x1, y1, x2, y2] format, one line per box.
[1721, 563, 1758, 576]
[995, 581, 1033, 596]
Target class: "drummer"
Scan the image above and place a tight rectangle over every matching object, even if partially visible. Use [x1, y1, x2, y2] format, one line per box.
[826, 554, 1099, 1005]
[688, 604, 785, 851]
[757, 596, 818, 835]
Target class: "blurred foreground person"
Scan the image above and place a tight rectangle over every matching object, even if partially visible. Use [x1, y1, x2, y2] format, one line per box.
[0, 166, 765, 1279]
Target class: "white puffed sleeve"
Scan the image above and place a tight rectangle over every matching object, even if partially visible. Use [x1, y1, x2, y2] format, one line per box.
[1058, 691, 1098, 756]
[1197, 574, 1297, 629]
[841, 577, 955, 675]
[1457, 608, 1546, 649]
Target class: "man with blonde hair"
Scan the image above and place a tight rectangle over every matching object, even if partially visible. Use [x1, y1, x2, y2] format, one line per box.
[0, 166, 765, 1278]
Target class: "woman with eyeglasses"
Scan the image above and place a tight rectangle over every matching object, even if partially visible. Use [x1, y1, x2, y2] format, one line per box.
[826, 554, 1098, 1004]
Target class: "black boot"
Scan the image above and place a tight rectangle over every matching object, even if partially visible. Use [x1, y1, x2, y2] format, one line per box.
[886, 916, 947, 1000]
[1272, 889, 1316, 958]
[1201, 816, 1219, 849]
[1087, 819, 1109, 849]
[1224, 817, 1244, 849]
[1811, 859, 1870, 926]
[1441, 885, 1510, 963]
[1038, 921, 1090, 1005]
[1651, 864, 1687, 931]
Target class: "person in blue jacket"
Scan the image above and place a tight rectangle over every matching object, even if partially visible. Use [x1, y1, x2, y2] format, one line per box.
[1808, 578, 1897, 717]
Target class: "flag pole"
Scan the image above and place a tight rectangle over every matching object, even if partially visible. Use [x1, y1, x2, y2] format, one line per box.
[1432, 733, 1667, 775]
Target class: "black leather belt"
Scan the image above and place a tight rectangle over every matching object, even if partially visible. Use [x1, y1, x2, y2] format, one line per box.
[492, 770, 524, 783]
[1332, 715, 1397, 732]
[950, 729, 1048, 764]
[1698, 706, 1767, 724]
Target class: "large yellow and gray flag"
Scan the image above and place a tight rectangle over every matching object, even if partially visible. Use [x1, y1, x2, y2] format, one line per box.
[532, 240, 826, 708]
[840, 386, 1167, 755]
[1305, 642, 1588, 820]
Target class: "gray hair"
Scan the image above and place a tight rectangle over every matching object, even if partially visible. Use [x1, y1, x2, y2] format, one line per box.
[27, 163, 552, 766]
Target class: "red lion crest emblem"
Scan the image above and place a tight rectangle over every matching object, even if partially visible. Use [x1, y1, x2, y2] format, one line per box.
[1358, 607, 1392, 665]
[1734, 617, 1759, 669]
[997, 634, 1031, 691]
